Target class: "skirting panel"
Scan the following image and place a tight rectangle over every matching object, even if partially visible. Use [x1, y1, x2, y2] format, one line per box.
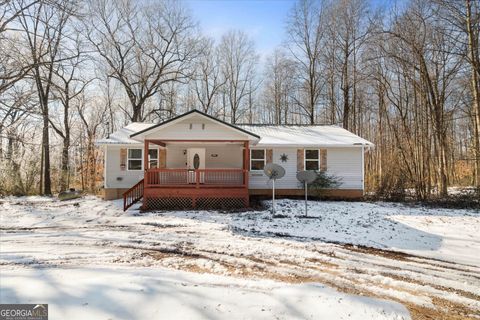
[104, 188, 129, 200]
[143, 187, 249, 210]
[145, 197, 193, 210]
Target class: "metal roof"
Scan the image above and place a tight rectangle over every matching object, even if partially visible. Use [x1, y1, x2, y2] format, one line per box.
[97, 115, 373, 147]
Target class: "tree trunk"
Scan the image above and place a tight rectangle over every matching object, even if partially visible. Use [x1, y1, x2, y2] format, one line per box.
[342, 41, 350, 130]
[466, 0, 480, 189]
[59, 97, 70, 192]
[39, 139, 44, 195]
[87, 135, 96, 193]
[60, 137, 70, 192]
[42, 103, 52, 195]
[132, 104, 142, 122]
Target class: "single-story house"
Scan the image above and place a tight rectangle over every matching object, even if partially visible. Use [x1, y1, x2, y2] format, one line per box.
[96, 110, 374, 210]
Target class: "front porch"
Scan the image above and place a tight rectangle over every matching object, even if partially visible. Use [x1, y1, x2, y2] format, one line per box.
[123, 139, 251, 210]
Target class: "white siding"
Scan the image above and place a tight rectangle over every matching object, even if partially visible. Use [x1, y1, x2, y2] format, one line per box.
[165, 145, 185, 169]
[249, 148, 297, 189]
[144, 115, 250, 141]
[105, 144, 364, 190]
[204, 145, 243, 168]
[105, 145, 145, 188]
[248, 147, 363, 190]
[105, 144, 244, 188]
[165, 144, 243, 169]
[327, 147, 363, 189]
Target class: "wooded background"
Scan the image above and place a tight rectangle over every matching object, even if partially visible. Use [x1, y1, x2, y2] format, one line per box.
[1, 0, 479, 200]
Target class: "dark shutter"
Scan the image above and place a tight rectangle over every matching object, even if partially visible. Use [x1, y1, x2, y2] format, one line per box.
[297, 149, 304, 171]
[320, 149, 327, 172]
[266, 149, 273, 164]
[120, 148, 127, 171]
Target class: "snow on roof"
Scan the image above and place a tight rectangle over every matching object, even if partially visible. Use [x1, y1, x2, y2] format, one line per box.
[238, 125, 374, 147]
[96, 122, 155, 145]
[97, 121, 373, 147]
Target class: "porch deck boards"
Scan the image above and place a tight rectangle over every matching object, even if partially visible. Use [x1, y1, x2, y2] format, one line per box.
[142, 168, 249, 210]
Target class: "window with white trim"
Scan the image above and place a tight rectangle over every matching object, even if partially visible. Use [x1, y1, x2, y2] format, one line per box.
[305, 149, 320, 171]
[127, 149, 142, 170]
[250, 149, 266, 171]
[148, 148, 159, 168]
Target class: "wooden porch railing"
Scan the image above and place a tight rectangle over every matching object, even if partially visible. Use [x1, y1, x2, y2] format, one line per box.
[145, 168, 247, 188]
[123, 178, 144, 211]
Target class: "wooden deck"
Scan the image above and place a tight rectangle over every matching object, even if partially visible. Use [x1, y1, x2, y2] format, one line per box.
[141, 168, 249, 210]
[123, 138, 251, 211]
[145, 168, 247, 188]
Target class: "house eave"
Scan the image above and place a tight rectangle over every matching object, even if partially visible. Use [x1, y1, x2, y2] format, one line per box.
[130, 110, 261, 140]
[253, 143, 375, 148]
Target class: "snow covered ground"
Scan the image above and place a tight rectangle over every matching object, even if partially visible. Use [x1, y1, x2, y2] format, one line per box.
[237, 199, 480, 266]
[1, 267, 409, 320]
[1, 196, 479, 319]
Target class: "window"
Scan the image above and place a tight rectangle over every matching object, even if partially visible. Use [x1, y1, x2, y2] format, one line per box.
[127, 149, 142, 170]
[148, 149, 159, 168]
[305, 149, 320, 171]
[250, 149, 266, 171]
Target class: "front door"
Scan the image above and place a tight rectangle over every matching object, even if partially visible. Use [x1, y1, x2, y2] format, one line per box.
[187, 148, 206, 183]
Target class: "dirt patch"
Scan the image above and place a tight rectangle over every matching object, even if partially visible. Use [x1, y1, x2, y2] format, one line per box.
[141, 222, 186, 228]
[343, 243, 413, 261]
[142, 244, 479, 320]
[380, 272, 480, 302]
[343, 244, 478, 273]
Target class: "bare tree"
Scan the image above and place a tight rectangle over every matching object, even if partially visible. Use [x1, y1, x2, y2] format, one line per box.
[16, 0, 75, 195]
[193, 37, 225, 114]
[263, 49, 297, 124]
[375, 0, 463, 197]
[329, 0, 372, 130]
[465, 0, 480, 190]
[433, 0, 480, 189]
[286, 0, 325, 124]
[0, 0, 42, 93]
[77, 93, 108, 192]
[49, 35, 90, 191]
[1, 0, 479, 200]
[218, 30, 258, 124]
[85, 0, 200, 122]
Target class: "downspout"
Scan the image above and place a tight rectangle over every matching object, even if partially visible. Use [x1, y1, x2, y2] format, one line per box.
[354, 142, 367, 193]
[361, 144, 365, 192]
[104, 145, 108, 189]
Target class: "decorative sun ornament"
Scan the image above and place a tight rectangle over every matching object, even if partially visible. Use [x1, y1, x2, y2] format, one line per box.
[280, 153, 288, 162]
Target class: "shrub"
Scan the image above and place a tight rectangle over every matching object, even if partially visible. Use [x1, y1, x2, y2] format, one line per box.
[306, 171, 342, 190]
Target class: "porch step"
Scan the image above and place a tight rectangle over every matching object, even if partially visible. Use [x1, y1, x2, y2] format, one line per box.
[123, 179, 144, 211]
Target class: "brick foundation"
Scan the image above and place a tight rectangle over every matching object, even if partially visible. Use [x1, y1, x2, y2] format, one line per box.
[105, 187, 364, 202]
[249, 188, 364, 199]
[103, 188, 129, 200]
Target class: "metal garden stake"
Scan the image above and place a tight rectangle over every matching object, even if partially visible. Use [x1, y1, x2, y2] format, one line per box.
[296, 171, 316, 217]
[264, 164, 286, 215]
